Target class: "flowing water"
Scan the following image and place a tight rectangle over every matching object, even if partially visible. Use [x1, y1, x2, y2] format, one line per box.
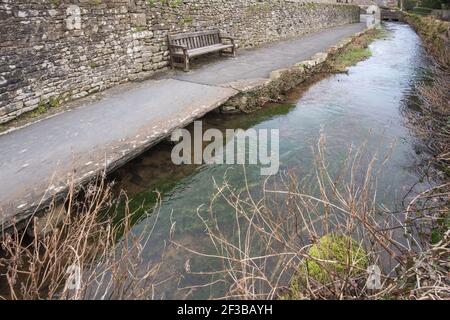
[109, 22, 429, 299]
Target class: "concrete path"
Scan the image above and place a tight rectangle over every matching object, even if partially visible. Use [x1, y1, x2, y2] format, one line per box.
[167, 23, 366, 86]
[0, 22, 365, 229]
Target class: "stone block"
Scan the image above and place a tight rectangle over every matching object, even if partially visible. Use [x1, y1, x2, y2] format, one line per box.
[131, 13, 147, 27]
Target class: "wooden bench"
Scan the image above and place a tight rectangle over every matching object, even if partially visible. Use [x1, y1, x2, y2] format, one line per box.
[168, 29, 236, 72]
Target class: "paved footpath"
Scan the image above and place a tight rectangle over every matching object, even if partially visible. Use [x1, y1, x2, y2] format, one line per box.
[0, 22, 365, 229]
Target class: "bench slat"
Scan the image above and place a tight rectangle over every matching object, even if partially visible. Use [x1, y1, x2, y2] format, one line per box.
[188, 44, 234, 57]
[169, 44, 233, 57]
[168, 29, 220, 41]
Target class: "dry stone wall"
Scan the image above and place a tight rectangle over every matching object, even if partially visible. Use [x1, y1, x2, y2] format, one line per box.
[0, 0, 360, 123]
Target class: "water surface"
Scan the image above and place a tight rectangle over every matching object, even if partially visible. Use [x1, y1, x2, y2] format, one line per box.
[110, 23, 428, 299]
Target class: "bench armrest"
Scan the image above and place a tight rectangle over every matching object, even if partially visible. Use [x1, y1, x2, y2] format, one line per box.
[169, 44, 188, 54]
[220, 35, 235, 45]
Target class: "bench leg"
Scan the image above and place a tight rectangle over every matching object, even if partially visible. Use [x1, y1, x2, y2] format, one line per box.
[183, 56, 190, 72]
[221, 47, 236, 58]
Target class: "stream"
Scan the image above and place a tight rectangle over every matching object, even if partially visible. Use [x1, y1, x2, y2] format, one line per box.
[109, 22, 430, 299]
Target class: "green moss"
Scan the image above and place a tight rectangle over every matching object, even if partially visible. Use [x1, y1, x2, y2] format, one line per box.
[305, 234, 368, 284]
[31, 101, 48, 117]
[280, 272, 303, 299]
[48, 95, 61, 109]
[28, 95, 63, 118]
[131, 26, 144, 33]
[147, 0, 182, 7]
[168, 0, 182, 8]
[30, 98, 52, 117]
[332, 47, 372, 70]
[329, 28, 386, 72]
[430, 210, 450, 244]
[281, 234, 368, 299]
[89, 61, 99, 69]
[182, 15, 193, 25]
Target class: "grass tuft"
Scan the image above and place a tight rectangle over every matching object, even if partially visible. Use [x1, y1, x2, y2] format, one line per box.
[332, 47, 372, 71]
[328, 28, 387, 72]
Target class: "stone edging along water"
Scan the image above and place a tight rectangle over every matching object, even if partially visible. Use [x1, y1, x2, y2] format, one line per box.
[219, 28, 370, 114]
[1, 27, 371, 234]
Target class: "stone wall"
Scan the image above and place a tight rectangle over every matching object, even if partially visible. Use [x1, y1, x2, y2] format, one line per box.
[0, 0, 360, 123]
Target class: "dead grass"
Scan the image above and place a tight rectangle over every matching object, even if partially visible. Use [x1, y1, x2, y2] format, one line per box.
[405, 14, 449, 67]
[402, 13, 450, 251]
[173, 133, 449, 300]
[0, 19, 448, 300]
[0, 175, 168, 300]
[0, 133, 447, 300]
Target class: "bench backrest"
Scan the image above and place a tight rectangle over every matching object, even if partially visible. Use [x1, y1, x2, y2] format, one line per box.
[168, 29, 221, 50]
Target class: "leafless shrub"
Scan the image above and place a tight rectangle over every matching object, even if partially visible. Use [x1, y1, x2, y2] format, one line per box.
[403, 62, 450, 178]
[394, 17, 450, 300]
[174, 133, 449, 300]
[403, 15, 450, 180]
[0, 174, 168, 300]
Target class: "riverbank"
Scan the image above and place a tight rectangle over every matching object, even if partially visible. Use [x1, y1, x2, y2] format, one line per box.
[1, 21, 448, 300]
[402, 13, 450, 273]
[404, 13, 449, 66]
[0, 22, 407, 300]
[0, 22, 367, 232]
[221, 27, 383, 113]
[276, 15, 450, 301]
[182, 21, 449, 300]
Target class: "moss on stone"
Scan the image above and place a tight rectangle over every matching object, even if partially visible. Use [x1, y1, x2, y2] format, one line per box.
[281, 234, 368, 299]
[305, 234, 368, 284]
